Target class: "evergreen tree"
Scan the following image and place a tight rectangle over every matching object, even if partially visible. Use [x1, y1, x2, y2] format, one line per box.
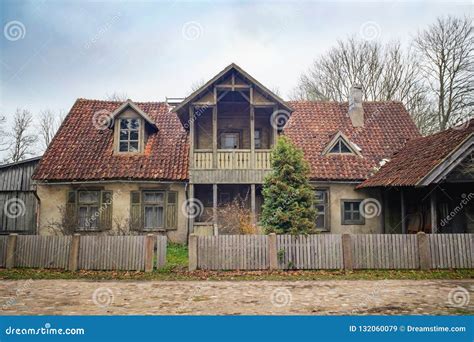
[261, 136, 316, 234]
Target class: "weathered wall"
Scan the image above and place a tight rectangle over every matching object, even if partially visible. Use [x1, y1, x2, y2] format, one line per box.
[311, 182, 383, 234]
[36, 182, 188, 244]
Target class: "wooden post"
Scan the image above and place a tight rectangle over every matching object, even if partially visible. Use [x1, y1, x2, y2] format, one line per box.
[430, 191, 438, 234]
[189, 184, 195, 234]
[268, 233, 277, 270]
[68, 233, 81, 271]
[272, 105, 278, 147]
[144, 234, 155, 272]
[250, 184, 256, 225]
[189, 106, 194, 170]
[400, 189, 407, 234]
[5, 233, 18, 269]
[213, 184, 218, 235]
[417, 232, 431, 270]
[188, 233, 198, 271]
[342, 234, 353, 271]
[212, 105, 217, 169]
[250, 105, 255, 169]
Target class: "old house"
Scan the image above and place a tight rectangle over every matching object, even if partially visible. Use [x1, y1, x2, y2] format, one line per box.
[359, 122, 474, 234]
[0, 157, 40, 234]
[31, 64, 471, 243]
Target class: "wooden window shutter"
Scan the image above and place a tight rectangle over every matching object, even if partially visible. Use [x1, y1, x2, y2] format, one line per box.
[166, 191, 177, 230]
[100, 191, 113, 230]
[65, 191, 77, 232]
[130, 191, 142, 231]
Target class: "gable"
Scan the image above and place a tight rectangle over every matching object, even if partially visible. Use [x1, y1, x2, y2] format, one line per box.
[173, 63, 292, 127]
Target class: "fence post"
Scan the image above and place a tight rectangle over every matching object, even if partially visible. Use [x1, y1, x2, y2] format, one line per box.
[188, 233, 198, 271]
[342, 234, 353, 271]
[5, 233, 18, 269]
[268, 233, 278, 270]
[144, 234, 155, 273]
[417, 232, 431, 270]
[68, 233, 81, 271]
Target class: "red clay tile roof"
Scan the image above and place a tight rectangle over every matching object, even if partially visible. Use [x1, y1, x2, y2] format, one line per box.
[32, 99, 188, 182]
[284, 101, 420, 181]
[33, 99, 419, 182]
[358, 120, 474, 188]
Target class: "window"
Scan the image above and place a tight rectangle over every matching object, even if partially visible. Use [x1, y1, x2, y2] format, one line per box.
[130, 190, 178, 231]
[221, 132, 240, 149]
[341, 200, 365, 225]
[329, 139, 352, 154]
[254, 129, 262, 149]
[77, 191, 100, 231]
[315, 189, 329, 230]
[143, 191, 164, 230]
[119, 118, 140, 152]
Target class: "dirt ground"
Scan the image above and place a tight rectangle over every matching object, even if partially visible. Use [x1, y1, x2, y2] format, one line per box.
[0, 279, 473, 315]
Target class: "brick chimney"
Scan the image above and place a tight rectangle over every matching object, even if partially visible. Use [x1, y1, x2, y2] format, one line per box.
[348, 84, 364, 127]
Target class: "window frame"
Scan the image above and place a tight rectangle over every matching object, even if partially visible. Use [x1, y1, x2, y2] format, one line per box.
[254, 128, 262, 149]
[314, 188, 330, 231]
[218, 130, 241, 149]
[118, 118, 141, 153]
[142, 190, 165, 231]
[77, 190, 101, 231]
[340, 199, 365, 225]
[329, 139, 353, 154]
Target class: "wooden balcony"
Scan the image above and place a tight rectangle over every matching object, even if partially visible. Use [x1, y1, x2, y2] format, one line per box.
[193, 149, 271, 170]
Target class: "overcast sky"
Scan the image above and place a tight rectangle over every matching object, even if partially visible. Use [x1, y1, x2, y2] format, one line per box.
[0, 0, 471, 135]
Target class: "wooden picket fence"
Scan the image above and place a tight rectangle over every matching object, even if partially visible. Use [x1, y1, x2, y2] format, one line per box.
[0, 236, 8, 268]
[351, 234, 420, 269]
[197, 235, 269, 270]
[277, 234, 343, 270]
[190, 233, 474, 271]
[429, 234, 473, 269]
[14, 235, 72, 269]
[1, 234, 167, 271]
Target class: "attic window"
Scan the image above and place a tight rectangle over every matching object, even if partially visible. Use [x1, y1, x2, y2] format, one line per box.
[119, 118, 140, 152]
[329, 139, 352, 154]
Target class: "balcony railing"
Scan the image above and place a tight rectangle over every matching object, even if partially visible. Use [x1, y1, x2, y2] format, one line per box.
[193, 149, 271, 170]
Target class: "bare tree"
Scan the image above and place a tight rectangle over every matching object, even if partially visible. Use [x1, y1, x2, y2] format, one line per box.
[0, 116, 8, 152]
[5, 109, 37, 163]
[291, 37, 430, 132]
[105, 92, 129, 101]
[414, 15, 473, 131]
[189, 79, 205, 94]
[37, 109, 66, 151]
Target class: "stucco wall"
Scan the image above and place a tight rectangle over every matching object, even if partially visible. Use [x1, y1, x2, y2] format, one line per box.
[36, 182, 188, 244]
[311, 182, 383, 234]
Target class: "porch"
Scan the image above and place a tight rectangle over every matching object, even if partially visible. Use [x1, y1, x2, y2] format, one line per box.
[190, 184, 263, 235]
[383, 184, 474, 234]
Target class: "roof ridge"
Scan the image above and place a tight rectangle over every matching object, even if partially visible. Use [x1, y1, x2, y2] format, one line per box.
[77, 98, 167, 105]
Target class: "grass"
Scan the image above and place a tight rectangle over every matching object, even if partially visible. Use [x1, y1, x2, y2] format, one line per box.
[0, 268, 473, 282]
[157, 242, 188, 273]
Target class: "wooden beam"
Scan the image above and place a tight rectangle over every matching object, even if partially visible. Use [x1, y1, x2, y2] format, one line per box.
[213, 184, 218, 235]
[272, 104, 278, 147]
[250, 105, 255, 169]
[251, 184, 256, 224]
[212, 105, 217, 169]
[189, 106, 195, 170]
[400, 188, 407, 234]
[430, 190, 438, 233]
[189, 184, 195, 234]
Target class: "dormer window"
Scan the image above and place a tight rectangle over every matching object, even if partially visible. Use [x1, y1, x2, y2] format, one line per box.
[119, 118, 140, 152]
[322, 132, 362, 157]
[110, 100, 157, 154]
[329, 139, 352, 154]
